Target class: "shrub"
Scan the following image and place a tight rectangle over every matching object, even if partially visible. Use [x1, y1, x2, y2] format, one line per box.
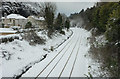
[25, 21, 32, 29]
[2, 23, 4, 28]
[60, 30, 65, 35]
[0, 36, 19, 44]
[22, 30, 45, 45]
[50, 46, 54, 51]
[8, 37, 14, 42]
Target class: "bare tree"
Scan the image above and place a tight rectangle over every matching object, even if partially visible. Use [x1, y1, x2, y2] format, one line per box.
[39, 2, 57, 17]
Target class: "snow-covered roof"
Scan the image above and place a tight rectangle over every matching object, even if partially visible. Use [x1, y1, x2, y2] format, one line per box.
[29, 16, 45, 21]
[2, 14, 26, 19]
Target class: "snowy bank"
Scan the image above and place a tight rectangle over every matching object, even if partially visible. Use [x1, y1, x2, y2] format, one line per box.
[0, 29, 72, 78]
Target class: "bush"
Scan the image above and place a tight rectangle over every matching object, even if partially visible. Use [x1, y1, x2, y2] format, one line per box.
[2, 23, 4, 28]
[25, 21, 32, 29]
[22, 30, 45, 45]
[0, 36, 19, 44]
[2, 38, 8, 43]
[50, 46, 54, 51]
[9, 37, 14, 42]
[60, 30, 65, 35]
[89, 36, 119, 77]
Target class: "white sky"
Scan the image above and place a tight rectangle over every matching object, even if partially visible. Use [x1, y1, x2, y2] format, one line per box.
[56, 2, 96, 16]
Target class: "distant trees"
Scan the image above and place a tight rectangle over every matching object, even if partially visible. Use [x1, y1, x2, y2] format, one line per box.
[55, 13, 70, 31]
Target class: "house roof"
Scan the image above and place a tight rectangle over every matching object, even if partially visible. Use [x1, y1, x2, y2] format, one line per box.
[28, 16, 45, 21]
[2, 14, 27, 19]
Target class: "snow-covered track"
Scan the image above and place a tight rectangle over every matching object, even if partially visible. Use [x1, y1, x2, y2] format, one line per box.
[22, 28, 91, 78]
[44, 33, 79, 79]
[58, 34, 80, 79]
[35, 31, 75, 79]
[69, 36, 82, 78]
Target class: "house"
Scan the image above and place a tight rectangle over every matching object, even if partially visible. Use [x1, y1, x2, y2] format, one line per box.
[27, 16, 46, 29]
[1, 14, 27, 28]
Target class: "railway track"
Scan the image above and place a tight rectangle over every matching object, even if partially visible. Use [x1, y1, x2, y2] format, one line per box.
[45, 33, 80, 79]
[58, 34, 80, 79]
[69, 36, 82, 79]
[35, 31, 77, 79]
[22, 28, 90, 78]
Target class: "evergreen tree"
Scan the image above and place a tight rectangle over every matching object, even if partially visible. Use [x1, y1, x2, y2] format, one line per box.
[25, 21, 32, 29]
[105, 4, 120, 44]
[55, 13, 62, 31]
[45, 7, 54, 30]
[65, 19, 70, 30]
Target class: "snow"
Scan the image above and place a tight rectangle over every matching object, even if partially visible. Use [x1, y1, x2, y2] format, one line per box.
[1, 40, 45, 77]
[0, 29, 72, 77]
[30, 16, 45, 21]
[0, 56, 2, 79]
[10, 26, 21, 29]
[93, 35, 108, 48]
[22, 28, 92, 77]
[38, 17, 45, 21]
[2, 14, 27, 19]
[0, 28, 17, 33]
[0, 28, 101, 78]
[95, 35, 107, 45]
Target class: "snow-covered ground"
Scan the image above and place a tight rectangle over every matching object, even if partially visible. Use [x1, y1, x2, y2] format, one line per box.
[0, 27, 102, 78]
[22, 28, 92, 77]
[0, 57, 2, 79]
[0, 28, 17, 33]
[0, 29, 72, 78]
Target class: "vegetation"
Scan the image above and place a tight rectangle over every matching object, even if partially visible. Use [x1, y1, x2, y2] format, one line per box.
[40, 3, 70, 37]
[105, 4, 120, 44]
[39, 2, 56, 38]
[22, 30, 45, 45]
[85, 2, 120, 45]
[59, 30, 65, 35]
[25, 21, 32, 29]
[82, 2, 120, 77]
[2, 23, 4, 28]
[0, 36, 19, 44]
[65, 19, 70, 31]
[55, 13, 63, 31]
[69, 2, 120, 77]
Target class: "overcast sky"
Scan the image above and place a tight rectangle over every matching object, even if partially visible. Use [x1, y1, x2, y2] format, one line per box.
[56, 2, 96, 16]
